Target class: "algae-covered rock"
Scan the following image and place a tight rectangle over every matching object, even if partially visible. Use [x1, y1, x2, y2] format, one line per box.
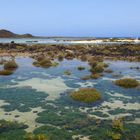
[71, 88, 102, 103]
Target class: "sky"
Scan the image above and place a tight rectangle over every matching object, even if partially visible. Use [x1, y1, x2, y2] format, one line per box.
[0, 0, 140, 37]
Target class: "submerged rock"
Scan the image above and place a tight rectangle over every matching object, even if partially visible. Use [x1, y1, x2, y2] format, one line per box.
[4, 60, 18, 70]
[0, 70, 14, 76]
[115, 78, 139, 88]
[64, 70, 71, 76]
[77, 66, 85, 71]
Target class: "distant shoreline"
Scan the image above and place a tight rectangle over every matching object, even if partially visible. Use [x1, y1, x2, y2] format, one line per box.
[0, 37, 140, 45]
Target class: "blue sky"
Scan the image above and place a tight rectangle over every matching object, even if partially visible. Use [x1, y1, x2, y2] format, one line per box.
[0, 0, 140, 37]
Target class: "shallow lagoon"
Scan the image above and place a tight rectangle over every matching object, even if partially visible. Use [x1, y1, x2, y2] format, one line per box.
[0, 57, 140, 139]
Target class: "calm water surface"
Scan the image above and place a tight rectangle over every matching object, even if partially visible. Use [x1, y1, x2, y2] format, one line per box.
[0, 57, 140, 139]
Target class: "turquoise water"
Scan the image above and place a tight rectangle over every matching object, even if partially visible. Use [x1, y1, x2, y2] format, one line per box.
[0, 37, 138, 45]
[0, 38, 92, 44]
[0, 57, 140, 139]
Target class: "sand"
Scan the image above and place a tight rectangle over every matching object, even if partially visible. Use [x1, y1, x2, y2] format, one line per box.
[69, 40, 103, 44]
[106, 92, 132, 99]
[102, 100, 140, 110]
[11, 77, 72, 100]
[79, 99, 140, 121]
[0, 100, 44, 132]
[76, 81, 97, 88]
[72, 135, 90, 140]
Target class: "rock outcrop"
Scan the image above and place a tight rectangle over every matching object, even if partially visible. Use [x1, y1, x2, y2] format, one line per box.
[0, 29, 34, 38]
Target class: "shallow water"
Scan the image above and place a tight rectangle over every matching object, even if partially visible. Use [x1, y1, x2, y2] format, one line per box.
[0, 37, 139, 45]
[0, 57, 140, 139]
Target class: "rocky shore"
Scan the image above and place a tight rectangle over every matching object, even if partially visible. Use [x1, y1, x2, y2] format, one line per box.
[0, 42, 140, 62]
